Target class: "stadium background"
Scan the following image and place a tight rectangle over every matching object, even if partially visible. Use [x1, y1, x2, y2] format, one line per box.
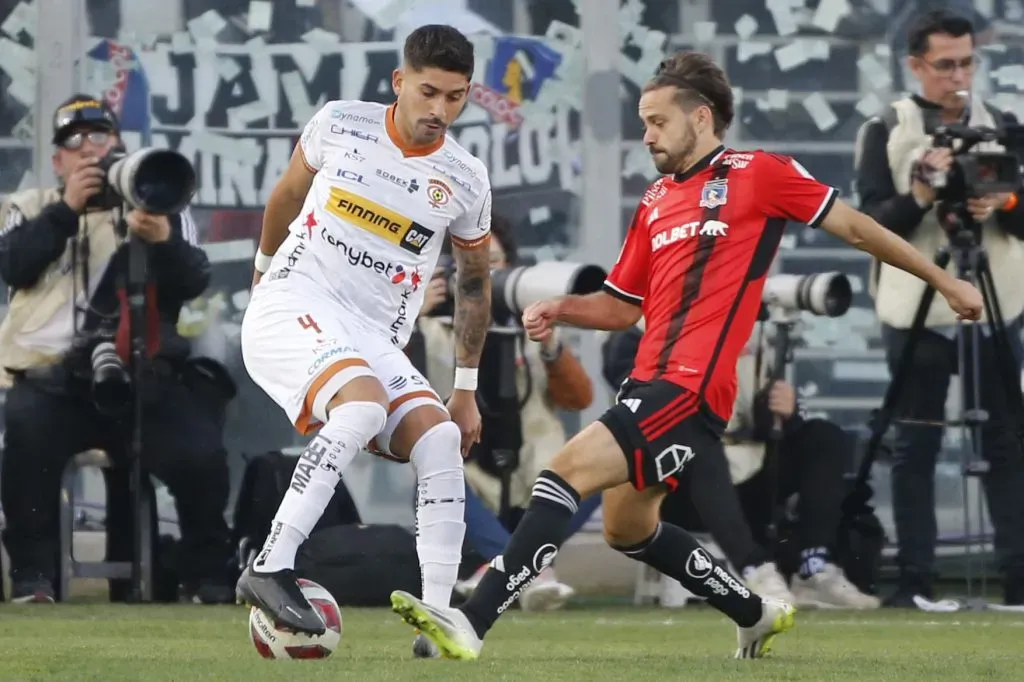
[1, 0, 1023, 569]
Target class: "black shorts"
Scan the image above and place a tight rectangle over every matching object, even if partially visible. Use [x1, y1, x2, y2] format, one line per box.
[599, 379, 725, 492]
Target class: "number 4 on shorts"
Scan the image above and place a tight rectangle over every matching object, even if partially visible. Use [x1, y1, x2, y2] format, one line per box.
[298, 314, 322, 334]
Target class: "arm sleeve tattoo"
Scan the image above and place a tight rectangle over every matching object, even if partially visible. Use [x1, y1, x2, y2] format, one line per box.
[452, 243, 491, 368]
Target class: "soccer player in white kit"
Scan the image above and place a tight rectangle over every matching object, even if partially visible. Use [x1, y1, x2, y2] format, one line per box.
[236, 25, 493, 640]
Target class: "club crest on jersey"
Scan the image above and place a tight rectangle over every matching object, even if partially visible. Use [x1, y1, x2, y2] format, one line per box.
[699, 179, 728, 209]
[427, 178, 453, 208]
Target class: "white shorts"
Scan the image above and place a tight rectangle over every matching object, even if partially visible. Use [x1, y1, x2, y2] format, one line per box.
[241, 278, 444, 457]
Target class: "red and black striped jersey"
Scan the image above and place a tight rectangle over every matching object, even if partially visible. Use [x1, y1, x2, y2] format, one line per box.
[604, 146, 838, 423]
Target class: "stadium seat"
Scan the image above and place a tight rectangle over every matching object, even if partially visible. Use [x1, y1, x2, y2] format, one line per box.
[57, 449, 155, 602]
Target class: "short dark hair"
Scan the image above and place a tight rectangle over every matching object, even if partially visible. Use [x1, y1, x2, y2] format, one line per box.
[908, 10, 974, 57]
[403, 25, 475, 78]
[645, 51, 734, 137]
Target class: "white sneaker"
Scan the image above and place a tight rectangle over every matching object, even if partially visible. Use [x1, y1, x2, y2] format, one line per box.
[454, 564, 487, 599]
[745, 562, 796, 603]
[791, 563, 881, 610]
[519, 568, 575, 612]
[412, 633, 440, 659]
[391, 591, 483, 661]
[735, 598, 797, 659]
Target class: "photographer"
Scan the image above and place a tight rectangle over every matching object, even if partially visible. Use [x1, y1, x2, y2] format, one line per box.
[717, 335, 879, 609]
[856, 11, 1024, 606]
[601, 324, 796, 604]
[604, 317, 879, 609]
[0, 95, 233, 603]
[415, 217, 600, 611]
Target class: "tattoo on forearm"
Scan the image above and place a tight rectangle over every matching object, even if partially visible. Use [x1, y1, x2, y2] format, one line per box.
[453, 247, 491, 367]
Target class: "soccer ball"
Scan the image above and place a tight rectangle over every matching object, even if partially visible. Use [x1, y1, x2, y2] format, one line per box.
[248, 579, 343, 659]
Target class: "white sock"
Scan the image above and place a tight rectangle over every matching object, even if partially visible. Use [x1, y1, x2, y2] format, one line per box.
[410, 421, 467, 608]
[254, 401, 387, 573]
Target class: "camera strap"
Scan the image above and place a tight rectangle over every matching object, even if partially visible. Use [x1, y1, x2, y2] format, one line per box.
[114, 243, 162, 364]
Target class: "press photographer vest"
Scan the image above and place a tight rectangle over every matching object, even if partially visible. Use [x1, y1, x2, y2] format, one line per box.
[0, 188, 120, 380]
[869, 97, 1024, 329]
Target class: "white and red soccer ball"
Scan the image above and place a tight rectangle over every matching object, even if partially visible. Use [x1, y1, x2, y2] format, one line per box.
[248, 579, 343, 659]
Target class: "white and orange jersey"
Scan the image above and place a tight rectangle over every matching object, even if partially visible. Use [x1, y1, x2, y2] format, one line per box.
[266, 99, 492, 348]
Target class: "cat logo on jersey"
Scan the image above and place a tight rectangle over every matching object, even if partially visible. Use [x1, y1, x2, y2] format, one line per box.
[326, 187, 435, 254]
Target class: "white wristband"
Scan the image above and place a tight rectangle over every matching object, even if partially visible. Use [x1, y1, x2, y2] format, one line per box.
[453, 367, 478, 391]
[253, 250, 274, 273]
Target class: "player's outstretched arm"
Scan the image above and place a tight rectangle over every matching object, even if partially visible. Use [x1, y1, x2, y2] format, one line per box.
[452, 242, 492, 369]
[523, 291, 639, 343]
[253, 145, 315, 283]
[558, 291, 644, 331]
[522, 292, 640, 343]
[820, 200, 983, 320]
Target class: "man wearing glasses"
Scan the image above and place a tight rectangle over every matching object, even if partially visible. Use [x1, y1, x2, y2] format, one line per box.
[0, 95, 235, 604]
[856, 11, 1024, 607]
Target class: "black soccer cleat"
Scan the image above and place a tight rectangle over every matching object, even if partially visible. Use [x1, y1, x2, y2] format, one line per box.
[236, 565, 326, 636]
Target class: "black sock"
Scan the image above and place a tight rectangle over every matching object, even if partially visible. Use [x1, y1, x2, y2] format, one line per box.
[616, 523, 763, 627]
[460, 470, 581, 638]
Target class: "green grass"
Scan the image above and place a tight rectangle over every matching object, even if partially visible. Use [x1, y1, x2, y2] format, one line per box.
[0, 604, 1021, 681]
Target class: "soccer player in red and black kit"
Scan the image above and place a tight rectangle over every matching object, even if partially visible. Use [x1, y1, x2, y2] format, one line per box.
[390, 51, 983, 660]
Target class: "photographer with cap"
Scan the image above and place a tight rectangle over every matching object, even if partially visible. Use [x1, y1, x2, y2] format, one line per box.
[856, 10, 1024, 607]
[0, 95, 234, 603]
[603, 324, 880, 609]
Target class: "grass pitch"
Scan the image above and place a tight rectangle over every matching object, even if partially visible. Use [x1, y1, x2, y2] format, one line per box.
[0, 603, 1020, 681]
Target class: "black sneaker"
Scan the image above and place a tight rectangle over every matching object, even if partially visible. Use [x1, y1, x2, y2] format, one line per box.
[883, 572, 934, 608]
[236, 565, 326, 635]
[10, 573, 55, 604]
[1004, 571, 1024, 606]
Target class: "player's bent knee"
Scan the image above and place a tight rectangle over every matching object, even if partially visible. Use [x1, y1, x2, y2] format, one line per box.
[325, 400, 388, 437]
[410, 421, 465, 477]
[389, 403, 450, 461]
[602, 485, 663, 549]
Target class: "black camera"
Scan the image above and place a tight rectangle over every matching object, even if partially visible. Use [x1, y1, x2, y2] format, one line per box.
[70, 330, 132, 414]
[87, 144, 197, 215]
[427, 255, 607, 323]
[929, 123, 1024, 201]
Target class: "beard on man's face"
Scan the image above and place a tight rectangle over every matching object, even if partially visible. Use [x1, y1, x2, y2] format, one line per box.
[649, 122, 698, 174]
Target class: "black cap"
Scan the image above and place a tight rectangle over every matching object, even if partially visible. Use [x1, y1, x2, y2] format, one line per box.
[52, 94, 119, 145]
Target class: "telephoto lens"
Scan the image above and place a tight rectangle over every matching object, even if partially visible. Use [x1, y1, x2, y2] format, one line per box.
[90, 341, 131, 414]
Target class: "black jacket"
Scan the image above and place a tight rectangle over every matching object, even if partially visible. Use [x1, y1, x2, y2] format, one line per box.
[0, 199, 210, 361]
[857, 94, 1024, 240]
[601, 325, 643, 393]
